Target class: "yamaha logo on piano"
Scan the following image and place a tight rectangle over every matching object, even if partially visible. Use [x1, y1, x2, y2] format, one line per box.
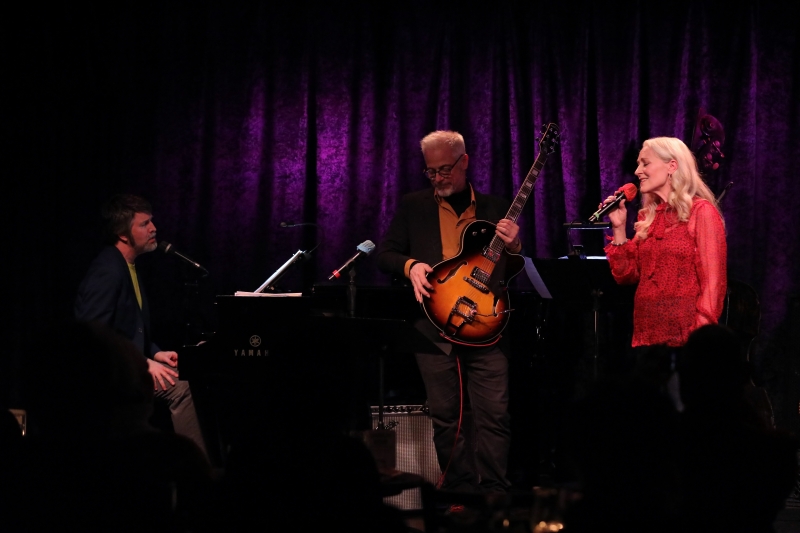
[232, 335, 270, 357]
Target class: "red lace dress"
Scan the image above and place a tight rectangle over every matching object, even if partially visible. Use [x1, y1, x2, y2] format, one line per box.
[604, 198, 727, 347]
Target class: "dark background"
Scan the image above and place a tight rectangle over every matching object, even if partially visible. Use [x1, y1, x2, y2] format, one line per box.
[4, 1, 799, 461]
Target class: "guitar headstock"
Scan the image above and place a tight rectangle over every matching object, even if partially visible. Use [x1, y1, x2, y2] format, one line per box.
[538, 122, 560, 155]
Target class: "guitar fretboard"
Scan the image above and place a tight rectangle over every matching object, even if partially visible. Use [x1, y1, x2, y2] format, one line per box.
[486, 155, 548, 258]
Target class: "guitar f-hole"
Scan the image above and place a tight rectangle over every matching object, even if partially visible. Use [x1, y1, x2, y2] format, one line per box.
[436, 261, 467, 284]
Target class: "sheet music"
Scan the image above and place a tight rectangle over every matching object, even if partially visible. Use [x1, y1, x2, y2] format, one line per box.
[523, 256, 552, 299]
[234, 291, 303, 297]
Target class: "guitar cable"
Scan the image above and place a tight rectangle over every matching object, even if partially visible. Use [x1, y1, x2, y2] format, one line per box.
[436, 353, 465, 489]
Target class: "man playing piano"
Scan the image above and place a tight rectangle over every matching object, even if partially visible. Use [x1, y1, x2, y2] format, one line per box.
[75, 194, 208, 458]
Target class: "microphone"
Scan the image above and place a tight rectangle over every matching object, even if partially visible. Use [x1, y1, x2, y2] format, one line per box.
[328, 240, 375, 280]
[158, 241, 209, 275]
[588, 183, 638, 222]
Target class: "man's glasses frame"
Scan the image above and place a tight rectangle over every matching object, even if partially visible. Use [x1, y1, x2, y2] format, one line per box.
[423, 153, 464, 181]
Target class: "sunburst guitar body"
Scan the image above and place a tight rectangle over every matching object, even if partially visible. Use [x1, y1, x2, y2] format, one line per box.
[421, 122, 560, 346]
[423, 221, 526, 345]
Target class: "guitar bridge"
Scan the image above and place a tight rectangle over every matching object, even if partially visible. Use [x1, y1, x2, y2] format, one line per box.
[463, 276, 489, 294]
[450, 296, 477, 323]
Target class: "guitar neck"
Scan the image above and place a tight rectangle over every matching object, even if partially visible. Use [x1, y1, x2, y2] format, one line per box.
[506, 155, 547, 223]
[487, 153, 548, 254]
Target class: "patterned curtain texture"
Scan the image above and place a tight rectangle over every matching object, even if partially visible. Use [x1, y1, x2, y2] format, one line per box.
[7, 2, 799, 424]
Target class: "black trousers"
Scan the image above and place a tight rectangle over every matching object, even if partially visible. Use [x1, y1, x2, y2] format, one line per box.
[414, 319, 511, 493]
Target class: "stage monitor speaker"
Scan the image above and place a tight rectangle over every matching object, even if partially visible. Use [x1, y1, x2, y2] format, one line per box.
[371, 405, 440, 511]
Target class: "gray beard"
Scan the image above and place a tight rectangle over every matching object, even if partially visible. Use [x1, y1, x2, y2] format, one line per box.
[436, 188, 453, 197]
[131, 234, 157, 254]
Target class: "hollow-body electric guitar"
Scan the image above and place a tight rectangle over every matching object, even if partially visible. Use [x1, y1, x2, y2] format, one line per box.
[422, 123, 560, 346]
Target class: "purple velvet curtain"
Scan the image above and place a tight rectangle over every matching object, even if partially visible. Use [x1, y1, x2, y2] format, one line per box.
[6, 2, 799, 422]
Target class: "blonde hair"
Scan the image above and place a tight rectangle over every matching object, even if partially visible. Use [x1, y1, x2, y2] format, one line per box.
[420, 130, 466, 157]
[634, 137, 723, 239]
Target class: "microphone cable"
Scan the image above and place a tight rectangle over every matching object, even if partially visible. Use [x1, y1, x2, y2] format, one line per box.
[436, 354, 465, 490]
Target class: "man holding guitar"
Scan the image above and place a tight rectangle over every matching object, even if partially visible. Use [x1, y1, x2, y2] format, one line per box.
[376, 130, 521, 495]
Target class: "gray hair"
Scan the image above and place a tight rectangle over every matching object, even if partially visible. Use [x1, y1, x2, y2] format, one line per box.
[420, 130, 466, 157]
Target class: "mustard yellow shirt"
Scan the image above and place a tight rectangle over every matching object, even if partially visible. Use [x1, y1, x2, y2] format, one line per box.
[403, 185, 521, 277]
[127, 262, 143, 309]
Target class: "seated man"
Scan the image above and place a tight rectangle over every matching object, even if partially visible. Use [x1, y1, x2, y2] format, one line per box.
[75, 193, 207, 458]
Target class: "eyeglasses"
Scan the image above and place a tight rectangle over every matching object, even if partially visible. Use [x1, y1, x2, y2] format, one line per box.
[423, 153, 464, 180]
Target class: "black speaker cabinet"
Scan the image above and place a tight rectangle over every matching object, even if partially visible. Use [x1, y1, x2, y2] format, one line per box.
[371, 405, 440, 510]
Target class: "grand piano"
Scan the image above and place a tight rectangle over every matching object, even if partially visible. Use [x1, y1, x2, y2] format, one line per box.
[177, 283, 442, 464]
[179, 283, 429, 380]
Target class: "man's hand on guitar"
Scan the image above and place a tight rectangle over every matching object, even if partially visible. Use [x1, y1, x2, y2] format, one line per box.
[496, 219, 521, 252]
[409, 261, 434, 303]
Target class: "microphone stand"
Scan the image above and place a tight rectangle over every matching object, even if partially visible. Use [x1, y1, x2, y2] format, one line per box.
[564, 221, 607, 381]
[346, 265, 384, 430]
[717, 181, 733, 204]
[347, 268, 357, 318]
[254, 249, 309, 293]
[182, 274, 201, 347]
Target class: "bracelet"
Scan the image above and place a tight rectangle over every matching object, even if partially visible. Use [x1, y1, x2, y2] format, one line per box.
[408, 260, 421, 272]
[609, 239, 628, 246]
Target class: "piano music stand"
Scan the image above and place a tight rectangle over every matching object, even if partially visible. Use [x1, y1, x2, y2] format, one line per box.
[530, 257, 631, 380]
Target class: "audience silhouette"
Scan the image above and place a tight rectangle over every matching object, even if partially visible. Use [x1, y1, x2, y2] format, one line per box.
[4, 319, 796, 532]
[1, 319, 409, 532]
[561, 325, 799, 532]
[1, 320, 213, 532]
[677, 324, 798, 532]
[562, 367, 683, 532]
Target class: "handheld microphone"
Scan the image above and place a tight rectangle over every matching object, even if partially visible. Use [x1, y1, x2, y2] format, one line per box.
[158, 241, 209, 275]
[329, 240, 375, 280]
[588, 183, 638, 222]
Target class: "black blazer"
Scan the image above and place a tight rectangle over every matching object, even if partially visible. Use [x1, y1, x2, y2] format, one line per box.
[376, 185, 511, 277]
[75, 246, 159, 358]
